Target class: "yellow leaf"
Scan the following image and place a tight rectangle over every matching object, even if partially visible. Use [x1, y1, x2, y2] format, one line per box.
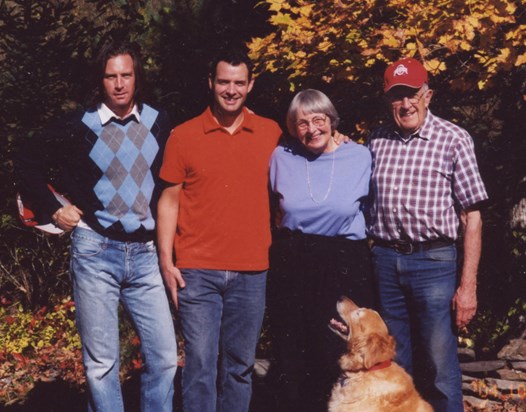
[496, 47, 511, 64]
[424, 59, 446, 74]
[460, 40, 471, 51]
[466, 16, 480, 29]
[270, 12, 293, 27]
[268, 0, 287, 12]
[477, 80, 486, 90]
[318, 40, 332, 52]
[297, 3, 315, 17]
[506, 2, 517, 14]
[515, 53, 526, 67]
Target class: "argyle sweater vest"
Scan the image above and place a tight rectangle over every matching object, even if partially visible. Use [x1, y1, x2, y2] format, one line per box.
[82, 107, 158, 234]
[17, 104, 170, 242]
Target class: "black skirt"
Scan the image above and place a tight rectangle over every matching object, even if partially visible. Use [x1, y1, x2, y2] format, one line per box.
[266, 228, 377, 412]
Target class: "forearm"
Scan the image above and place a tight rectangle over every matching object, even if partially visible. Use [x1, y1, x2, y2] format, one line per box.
[460, 209, 483, 289]
[156, 184, 182, 264]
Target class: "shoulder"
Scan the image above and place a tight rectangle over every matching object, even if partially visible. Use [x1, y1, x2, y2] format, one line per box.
[339, 141, 372, 168]
[246, 110, 282, 135]
[271, 138, 302, 161]
[426, 112, 472, 141]
[367, 123, 396, 145]
[141, 103, 169, 121]
[171, 111, 206, 135]
[42, 109, 92, 138]
[344, 140, 370, 156]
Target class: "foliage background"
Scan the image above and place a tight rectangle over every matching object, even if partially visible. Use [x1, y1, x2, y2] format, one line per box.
[0, 0, 525, 408]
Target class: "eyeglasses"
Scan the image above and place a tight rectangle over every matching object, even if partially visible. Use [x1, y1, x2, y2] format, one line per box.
[296, 115, 328, 131]
[387, 89, 427, 106]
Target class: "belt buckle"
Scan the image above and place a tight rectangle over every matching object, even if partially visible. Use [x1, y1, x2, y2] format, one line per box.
[393, 241, 413, 254]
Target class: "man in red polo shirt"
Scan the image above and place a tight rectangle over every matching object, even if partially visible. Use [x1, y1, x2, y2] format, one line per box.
[157, 47, 282, 412]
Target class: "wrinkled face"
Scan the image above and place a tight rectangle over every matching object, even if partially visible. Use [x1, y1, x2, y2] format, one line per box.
[386, 85, 433, 137]
[103, 54, 136, 117]
[294, 110, 335, 154]
[209, 61, 254, 118]
[336, 297, 388, 340]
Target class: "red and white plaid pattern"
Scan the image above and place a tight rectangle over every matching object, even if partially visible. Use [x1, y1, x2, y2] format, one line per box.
[367, 111, 488, 242]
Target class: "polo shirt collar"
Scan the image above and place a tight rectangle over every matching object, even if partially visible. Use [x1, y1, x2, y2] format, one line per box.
[98, 103, 141, 126]
[202, 106, 255, 134]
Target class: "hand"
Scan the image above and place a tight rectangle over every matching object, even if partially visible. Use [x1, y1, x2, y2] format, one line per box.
[52, 204, 83, 231]
[333, 130, 350, 145]
[160, 260, 186, 308]
[452, 284, 477, 329]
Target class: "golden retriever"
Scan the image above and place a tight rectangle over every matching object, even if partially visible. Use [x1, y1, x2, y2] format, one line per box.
[328, 297, 433, 412]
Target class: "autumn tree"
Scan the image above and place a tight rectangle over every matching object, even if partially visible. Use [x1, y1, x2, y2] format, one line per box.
[248, 0, 526, 352]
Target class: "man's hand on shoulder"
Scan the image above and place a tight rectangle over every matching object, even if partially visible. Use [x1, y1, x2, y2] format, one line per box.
[333, 130, 350, 145]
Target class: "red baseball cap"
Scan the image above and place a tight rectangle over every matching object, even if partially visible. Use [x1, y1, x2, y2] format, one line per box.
[384, 57, 428, 93]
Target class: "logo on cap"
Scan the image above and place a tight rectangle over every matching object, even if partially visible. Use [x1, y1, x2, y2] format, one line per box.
[393, 64, 409, 77]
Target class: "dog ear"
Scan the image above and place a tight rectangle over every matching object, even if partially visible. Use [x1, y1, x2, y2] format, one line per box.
[362, 333, 396, 369]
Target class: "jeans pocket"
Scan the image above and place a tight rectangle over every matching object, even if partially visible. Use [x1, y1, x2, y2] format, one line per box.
[71, 235, 104, 258]
[425, 246, 456, 262]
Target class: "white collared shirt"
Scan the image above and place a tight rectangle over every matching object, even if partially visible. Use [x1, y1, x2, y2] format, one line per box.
[97, 103, 141, 125]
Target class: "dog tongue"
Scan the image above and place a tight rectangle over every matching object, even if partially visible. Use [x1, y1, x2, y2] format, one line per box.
[329, 318, 348, 334]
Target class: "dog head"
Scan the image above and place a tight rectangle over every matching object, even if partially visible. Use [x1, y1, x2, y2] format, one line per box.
[335, 297, 396, 371]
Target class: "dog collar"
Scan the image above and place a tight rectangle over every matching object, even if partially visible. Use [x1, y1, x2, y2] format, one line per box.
[338, 360, 392, 387]
[366, 360, 392, 372]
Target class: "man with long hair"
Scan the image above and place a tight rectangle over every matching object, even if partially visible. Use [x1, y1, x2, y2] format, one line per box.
[17, 41, 178, 412]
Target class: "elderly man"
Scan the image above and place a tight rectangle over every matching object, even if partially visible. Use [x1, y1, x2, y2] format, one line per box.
[367, 57, 488, 412]
[17, 41, 178, 412]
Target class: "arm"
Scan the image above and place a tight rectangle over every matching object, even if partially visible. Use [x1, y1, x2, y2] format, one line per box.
[157, 183, 186, 307]
[452, 208, 483, 328]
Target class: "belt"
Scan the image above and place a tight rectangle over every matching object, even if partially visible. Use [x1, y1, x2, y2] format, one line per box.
[372, 238, 453, 255]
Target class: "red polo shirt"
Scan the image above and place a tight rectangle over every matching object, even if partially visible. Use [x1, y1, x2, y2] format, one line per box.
[160, 107, 282, 271]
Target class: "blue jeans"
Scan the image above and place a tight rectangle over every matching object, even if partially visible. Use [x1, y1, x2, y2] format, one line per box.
[70, 227, 178, 412]
[177, 269, 267, 412]
[371, 244, 463, 412]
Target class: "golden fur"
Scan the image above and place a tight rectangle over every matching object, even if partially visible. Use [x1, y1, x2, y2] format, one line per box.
[328, 297, 433, 412]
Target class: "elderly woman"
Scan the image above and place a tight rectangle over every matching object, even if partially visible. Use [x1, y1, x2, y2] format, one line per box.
[267, 89, 376, 411]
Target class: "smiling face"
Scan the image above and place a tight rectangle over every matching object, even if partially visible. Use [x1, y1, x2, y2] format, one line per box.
[209, 61, 254, 122]
[103, 54, 136, 118]
[295, 109, 336, 154]
[386, 85, 433, 137]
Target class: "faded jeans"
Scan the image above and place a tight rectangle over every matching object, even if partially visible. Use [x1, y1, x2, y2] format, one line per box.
[70, 227, 178, 412]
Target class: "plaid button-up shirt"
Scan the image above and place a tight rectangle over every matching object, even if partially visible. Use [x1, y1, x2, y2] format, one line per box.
[367, 110, 488, 242]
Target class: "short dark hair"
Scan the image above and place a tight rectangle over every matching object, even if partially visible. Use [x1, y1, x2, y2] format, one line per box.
[209, 46, 254, 82]
[92, 41, 145, 105]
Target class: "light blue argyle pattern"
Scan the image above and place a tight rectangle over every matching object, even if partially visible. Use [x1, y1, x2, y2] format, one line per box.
[82, 105, 159, 233]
